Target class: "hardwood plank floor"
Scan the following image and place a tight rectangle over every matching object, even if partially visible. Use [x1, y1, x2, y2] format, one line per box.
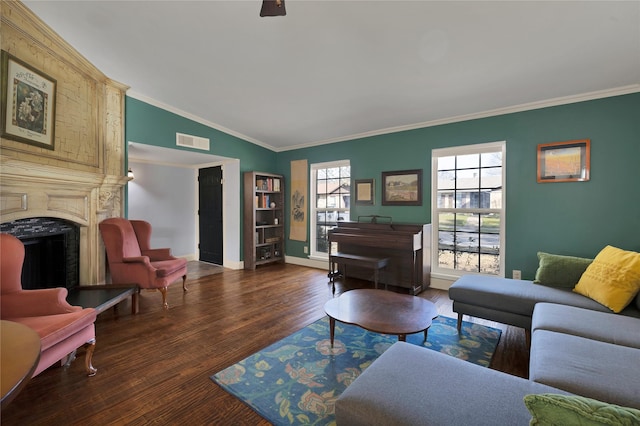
[1, 264, 528, 425]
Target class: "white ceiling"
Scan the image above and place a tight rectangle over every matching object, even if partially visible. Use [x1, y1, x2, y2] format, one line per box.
[22, 1, 640, 153]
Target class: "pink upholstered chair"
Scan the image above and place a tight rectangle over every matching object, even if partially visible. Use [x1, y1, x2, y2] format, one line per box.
[0, 233, 97, 377]
[99, 218, 187, 309]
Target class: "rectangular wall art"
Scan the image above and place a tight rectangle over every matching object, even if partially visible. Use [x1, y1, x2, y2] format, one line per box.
[537, 139, 590, 183]
[1, 51, 57, 150]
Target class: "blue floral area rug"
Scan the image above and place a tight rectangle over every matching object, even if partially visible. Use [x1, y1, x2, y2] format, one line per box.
[211, 315, 501, 426]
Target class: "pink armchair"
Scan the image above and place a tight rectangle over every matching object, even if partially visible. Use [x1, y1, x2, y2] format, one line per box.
[99, 218, 187, 309]
[0, 233, 97, 377]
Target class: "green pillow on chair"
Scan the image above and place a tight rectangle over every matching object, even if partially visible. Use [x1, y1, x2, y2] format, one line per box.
[524, 393, 640, 425]
[533, 252, 593, 288]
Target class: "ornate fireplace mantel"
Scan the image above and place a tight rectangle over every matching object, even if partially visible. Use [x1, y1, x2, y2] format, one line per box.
[0, 155, 129, 284]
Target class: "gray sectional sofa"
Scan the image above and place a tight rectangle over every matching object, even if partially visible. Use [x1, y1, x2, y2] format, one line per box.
[335, 275, 640, 425]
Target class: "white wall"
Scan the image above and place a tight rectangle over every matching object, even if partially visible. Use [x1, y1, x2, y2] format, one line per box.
[128, 162, 197, 257]
[127, 158, 242, 268]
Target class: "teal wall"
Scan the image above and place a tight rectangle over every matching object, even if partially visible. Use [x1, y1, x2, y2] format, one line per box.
[126, 93, 640, 278]
[277, 93, 640, 279]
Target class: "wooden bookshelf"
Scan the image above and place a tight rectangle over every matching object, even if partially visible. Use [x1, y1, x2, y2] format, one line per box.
[243, 171, 285, 270]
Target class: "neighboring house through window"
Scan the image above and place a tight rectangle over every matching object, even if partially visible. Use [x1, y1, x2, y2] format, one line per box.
[310, 160, 350, 259]
[431, 141, 506, 278]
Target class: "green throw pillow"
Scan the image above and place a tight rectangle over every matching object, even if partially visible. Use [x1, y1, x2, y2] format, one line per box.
[533, 252, 593, 288]
[524, 393, 640, 426]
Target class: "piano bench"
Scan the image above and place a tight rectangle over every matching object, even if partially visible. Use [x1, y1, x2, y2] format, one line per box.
[329, 253, 390, 292]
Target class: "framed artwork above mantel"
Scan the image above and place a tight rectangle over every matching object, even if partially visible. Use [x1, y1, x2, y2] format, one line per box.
[1, 50, 57, 150]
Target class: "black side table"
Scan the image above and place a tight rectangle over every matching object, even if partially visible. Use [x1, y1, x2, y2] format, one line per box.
[66, 284, 138, 315]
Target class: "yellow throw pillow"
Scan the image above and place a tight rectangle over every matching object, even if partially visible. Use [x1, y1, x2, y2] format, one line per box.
[574, 245, 640, 313]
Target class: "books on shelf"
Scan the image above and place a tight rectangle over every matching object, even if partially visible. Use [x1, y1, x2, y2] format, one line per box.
[255, 193, 278, 209]
[255, 177, 281, 192]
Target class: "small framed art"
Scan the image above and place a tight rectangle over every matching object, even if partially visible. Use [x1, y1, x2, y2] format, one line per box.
[537, 139, 590, 183]
[355, 179, 374, 205]
[1, 50, 57, 150]
[382, 169, 422, 206]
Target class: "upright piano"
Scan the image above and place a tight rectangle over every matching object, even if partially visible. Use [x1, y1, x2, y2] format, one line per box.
[328, 220, 431, 295]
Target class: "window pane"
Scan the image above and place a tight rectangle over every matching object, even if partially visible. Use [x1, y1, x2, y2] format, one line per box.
[437, 170, 455, 189]
[438, 156, 455, 170]
[481, 152, 502, 167]
[318, 169, 327, 179]
[315, 225, 330, 253]
[327, 167, 339, 178]
[437, 190, 454, 208]
[316, 211, 327, 224]
[457, 154, 479, 169]
[456, 169, 480, 189]
[340, 166, 351, 177]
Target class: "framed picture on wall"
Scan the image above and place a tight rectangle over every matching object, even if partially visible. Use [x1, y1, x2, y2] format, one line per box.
[382, 169, 422, 205]
[1, 50, 57, 150]
[537, 139, 590, 183]
[354, 179, 374, 205]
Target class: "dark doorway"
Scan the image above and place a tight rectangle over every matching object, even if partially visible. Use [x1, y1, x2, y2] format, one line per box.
[198, 166, 223, 265]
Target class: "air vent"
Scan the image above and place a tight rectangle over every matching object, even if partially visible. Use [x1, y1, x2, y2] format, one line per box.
[176, 133, 210, 151]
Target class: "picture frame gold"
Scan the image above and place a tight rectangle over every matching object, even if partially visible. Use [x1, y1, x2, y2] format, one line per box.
[537, 139, 590, 183]
[1, 50, 57, 150]
[382, 169, 422, 206]
[354, 178, 374, 205]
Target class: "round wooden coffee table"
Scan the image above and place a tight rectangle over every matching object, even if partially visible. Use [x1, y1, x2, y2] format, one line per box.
[1, 320, 41, 409]
[323, 289, 438, 346]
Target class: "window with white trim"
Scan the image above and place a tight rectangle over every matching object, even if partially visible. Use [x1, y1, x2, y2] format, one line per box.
[431, 142, 506, 277]
[310, 160, 350, 259]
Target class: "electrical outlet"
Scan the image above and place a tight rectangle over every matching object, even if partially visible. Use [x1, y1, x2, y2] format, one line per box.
[512, 270, 522, 280]
[303, 246, 308, 254]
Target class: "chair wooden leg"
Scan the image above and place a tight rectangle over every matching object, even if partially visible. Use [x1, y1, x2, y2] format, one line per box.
[160, 287, 169, 309]
[182, 274, 188, 292]
[457, 313, 463, 332]
[85, 338, 97, 377]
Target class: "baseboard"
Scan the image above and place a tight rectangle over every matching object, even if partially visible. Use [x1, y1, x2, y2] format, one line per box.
[430, 276, 455, 291]
[285, 255, 327, 270]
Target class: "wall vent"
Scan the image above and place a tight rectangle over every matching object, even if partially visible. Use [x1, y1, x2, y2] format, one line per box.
[176, 133, 210, 151]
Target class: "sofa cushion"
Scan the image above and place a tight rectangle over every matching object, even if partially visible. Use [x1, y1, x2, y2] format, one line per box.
[534, 252, 592, 288]
[524, 393, 640, 425]
[449, 275, 612, 318]
[530, 330, 640, 409]
[335, 341, 568, 426]
[574, 245, 640, 313]
[532, 303, 640, 349]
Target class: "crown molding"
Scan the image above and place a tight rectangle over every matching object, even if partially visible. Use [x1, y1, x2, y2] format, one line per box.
[279, 85, 640, 152]
[128, 85, 640, 154]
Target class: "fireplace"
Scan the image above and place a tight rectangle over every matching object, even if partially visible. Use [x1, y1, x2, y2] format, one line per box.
[1, 218, 80, 290]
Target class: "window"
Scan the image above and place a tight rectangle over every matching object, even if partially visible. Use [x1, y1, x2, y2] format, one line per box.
[431, 142, 505, 277]
[310, 160, 350, 259]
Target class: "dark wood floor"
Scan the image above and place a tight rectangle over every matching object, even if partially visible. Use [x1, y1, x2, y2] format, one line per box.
[1, 264, 529, 425]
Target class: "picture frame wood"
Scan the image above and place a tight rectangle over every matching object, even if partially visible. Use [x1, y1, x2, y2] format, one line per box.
[354, 178, 374, 205]
[382, 169, 422, 206]
[537, 139, 590, 183]
[1, 50, 57, 150]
